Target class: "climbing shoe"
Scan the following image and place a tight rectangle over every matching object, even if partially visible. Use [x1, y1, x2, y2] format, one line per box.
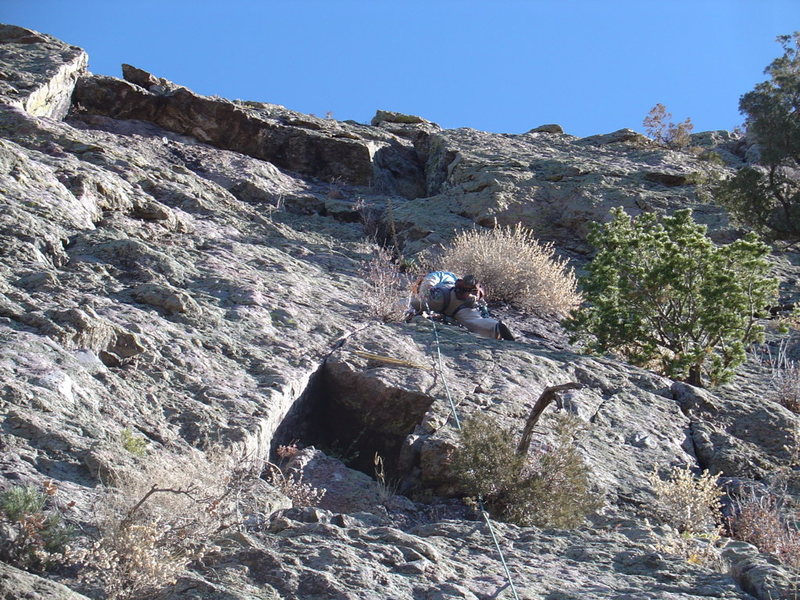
[498, 322, 515, 341]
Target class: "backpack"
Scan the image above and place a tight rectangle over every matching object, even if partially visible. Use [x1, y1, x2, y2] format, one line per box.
[419, 271, 460, 315]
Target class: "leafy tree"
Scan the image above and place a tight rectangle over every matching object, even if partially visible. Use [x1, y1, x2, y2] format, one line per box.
[716, 33, 800, 245]
[564, 208, 778, 386]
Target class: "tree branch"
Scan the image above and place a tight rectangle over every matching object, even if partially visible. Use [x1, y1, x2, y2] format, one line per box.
[516, 383, 583, 457]
[122, 483, 199, 527]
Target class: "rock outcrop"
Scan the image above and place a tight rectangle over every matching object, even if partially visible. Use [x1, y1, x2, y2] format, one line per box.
[1, 24, 799, 600]
[0, 24, 87, 120]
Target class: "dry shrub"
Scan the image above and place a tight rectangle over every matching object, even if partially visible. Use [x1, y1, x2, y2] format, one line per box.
[758, 340, 800, 413]
[771, 360, 800, 413]
[439, 225, 581, 317]
[649, 466, 723, 535]
[354, 196, 382, 238]
[727, 490, 800, 569]
[643, 103, 694, 150]
[76, 449, 262, 600]
[265, 444, 326, 508]
[648, 466, 724, 566]
[360, 248, 412, 322]
[451, 413, 599, 529]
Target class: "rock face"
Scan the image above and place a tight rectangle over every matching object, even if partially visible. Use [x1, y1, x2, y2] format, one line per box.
[1, 24, 799, 600]
[389, 126, 744, 256]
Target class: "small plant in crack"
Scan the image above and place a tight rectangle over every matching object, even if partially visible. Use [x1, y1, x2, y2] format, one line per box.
[120, 428, 148, 457]
[373, 453, 399, 503]
[264, 193, 285, 220]
[265, 444, 326, 508]
[321, 431, 364, 465]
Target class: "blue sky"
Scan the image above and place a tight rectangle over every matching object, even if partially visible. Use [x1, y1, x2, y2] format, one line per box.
[5, 1, 799, 137]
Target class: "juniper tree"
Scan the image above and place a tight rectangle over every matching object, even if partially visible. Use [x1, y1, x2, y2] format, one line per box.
[716, 32, 800, 245]
[564, 208, 777, 387]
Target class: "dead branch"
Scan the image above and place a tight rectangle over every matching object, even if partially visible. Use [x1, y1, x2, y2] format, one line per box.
[516, 383, 582, 457]
[122, 483, 199, 527]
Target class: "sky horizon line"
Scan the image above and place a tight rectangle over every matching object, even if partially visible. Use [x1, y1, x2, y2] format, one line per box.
[5, 1, 799, 138]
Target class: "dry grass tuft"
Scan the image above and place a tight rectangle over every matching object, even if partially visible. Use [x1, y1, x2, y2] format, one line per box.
[439, 225, 581, 317]
[771, 360, 800, 413]
[757, 340, 800, 413]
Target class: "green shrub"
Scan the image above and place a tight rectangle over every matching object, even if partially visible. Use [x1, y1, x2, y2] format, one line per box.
[120, 428, 148, 457]
[564, 207, 778, 386]
[698, 150, 725, 166]
[0, 485, 45, 521]
[716, 33, 800, 245]
[438, 224, 581, 317]
[0, 484, 74, 571]
[716, 165, 800, 245]
[450, 413, 599, 528]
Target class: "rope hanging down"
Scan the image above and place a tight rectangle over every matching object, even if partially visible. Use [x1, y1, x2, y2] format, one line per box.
[427, 317, 520, 600]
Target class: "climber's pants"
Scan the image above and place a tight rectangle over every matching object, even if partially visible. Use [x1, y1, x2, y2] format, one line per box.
[453, 307, 500, 339]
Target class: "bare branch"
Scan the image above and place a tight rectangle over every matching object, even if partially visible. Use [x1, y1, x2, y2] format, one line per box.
[516, 383, 583, 457]
[122, 483, 199, 527]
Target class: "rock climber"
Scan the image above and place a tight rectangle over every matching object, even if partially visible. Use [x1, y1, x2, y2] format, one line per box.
[406, 271, 515, 340]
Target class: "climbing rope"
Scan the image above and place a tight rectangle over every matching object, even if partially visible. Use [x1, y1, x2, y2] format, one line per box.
[426, 317, 521, 600]
[429, 318, 462, 431]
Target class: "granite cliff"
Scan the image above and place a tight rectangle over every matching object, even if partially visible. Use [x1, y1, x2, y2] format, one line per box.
[1, 24, 799, 600]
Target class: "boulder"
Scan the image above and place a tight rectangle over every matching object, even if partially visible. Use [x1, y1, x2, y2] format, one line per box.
[527, 123, 564, 134]
[73, 73, 377, 185]
[0, 24, 88, 120]
[371, 110, 430, 126]
[391, 124, 733, 254]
